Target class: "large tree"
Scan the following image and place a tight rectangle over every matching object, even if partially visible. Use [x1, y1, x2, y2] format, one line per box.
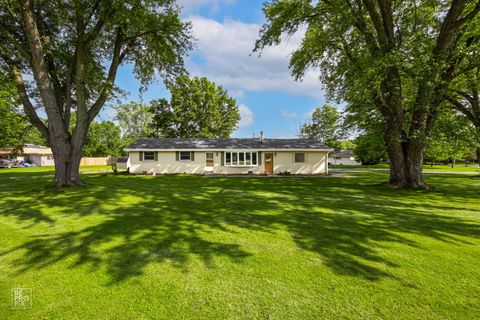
[149, 75, 240, 138]
[299, 104, 345, 151]
[255, 0, 480, 188]
[0, 0, 192, 186]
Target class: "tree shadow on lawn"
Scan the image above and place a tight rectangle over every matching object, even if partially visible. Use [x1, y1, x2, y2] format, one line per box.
[1, 173, 479, 284]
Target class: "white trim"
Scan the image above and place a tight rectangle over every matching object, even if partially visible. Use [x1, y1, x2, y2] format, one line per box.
[125, 148, 333, 152]
[224, 151, 259, 167]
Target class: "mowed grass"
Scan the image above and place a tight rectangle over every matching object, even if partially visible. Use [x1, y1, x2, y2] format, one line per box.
[0, 169, 479, 319]
[331, 163, 480, 173]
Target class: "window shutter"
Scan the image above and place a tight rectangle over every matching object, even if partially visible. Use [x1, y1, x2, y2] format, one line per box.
[154, 152, 158, 161]
[221, 152, 224, 166]
[258, 151, 262, 165]
[139, 152, 143, 162]
[176, 151, 179, 161]
[191, 151, 195, 161]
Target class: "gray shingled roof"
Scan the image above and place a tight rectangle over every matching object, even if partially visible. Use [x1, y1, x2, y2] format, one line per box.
[332, 150, 355, 157]
[125, 138, 332, 150]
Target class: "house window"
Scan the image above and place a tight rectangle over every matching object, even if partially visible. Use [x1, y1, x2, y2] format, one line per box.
[239, 152, 245, 165]
[224, 152, 258, 166]
[226, 152, 231, 165]
[143, 151, 155, 161]
[294, 153, 305, 163]
[180, 151, 191, 160]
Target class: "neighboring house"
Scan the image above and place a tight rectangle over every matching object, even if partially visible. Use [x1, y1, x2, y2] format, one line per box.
[0, 144, 54, 166]
[331, 150, 361, 165]
[22, 144, 55, 166]
[124, 137, 333, 175]
[0, 148, 15, 160]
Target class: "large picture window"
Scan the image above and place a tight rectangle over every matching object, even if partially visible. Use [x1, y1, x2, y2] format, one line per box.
[225, 152, 258, 167]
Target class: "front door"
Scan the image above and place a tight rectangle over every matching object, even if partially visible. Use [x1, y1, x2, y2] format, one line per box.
[206, 152, 214, 167]
[264, 153, 273, 174]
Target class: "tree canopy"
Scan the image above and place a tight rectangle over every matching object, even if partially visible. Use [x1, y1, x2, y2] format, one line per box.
[425, 109, 477, 165]
[255, 0, 480, 188]
[114, 102, 155, 142]
[0, 0, 192, 186]
[83, 121, 122, 157]
[0, 71, 26, 150]
[149, 76, 240, 138]
[299, 105, 345, 151]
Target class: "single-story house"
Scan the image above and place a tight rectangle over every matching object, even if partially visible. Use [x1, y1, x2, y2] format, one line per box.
[0, 144, 54, 166]
[331, 150, 361, 165]
[22, 144, 55, 166]
[0, 148, 15, 160]
[124, 137, 333, 175]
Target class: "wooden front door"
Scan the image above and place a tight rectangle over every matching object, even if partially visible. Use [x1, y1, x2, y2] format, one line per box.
[264, 153, 273, 174]
[206, 152, 214, 167]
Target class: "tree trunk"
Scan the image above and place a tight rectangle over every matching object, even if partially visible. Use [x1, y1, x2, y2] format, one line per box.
[384, 131, 407, 188]
[50, 136, 84, 187]
[383, 121, 429, 188]
[405, 138, 428, 188]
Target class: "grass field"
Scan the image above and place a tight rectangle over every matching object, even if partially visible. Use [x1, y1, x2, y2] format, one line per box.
[330, 163, 480, 173]
[0, 168, 479, 319]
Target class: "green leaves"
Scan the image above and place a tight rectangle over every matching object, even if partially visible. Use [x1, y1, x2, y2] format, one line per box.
[0, 72, 28, 149]
[300, 104, 346, 150]
[84, 121, 122, 157]
[150, 76, 240, 138]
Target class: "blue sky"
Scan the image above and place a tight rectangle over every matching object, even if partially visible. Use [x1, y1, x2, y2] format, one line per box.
[102, 0, 327, 138]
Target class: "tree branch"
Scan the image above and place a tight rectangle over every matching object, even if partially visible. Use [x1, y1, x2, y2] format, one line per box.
[445, 95, 477, 124]
[456, 1, 480, 26]
[344, 0, 380, 54]
[1, 50, 50, 139]
[87, 28, 124, 122]
[434, 0, 468, 57]
[0, 24, 31, 61]
[362, 0, 389, 49]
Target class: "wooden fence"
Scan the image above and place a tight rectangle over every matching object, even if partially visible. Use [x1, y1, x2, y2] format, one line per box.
[80, 157, 114, 166]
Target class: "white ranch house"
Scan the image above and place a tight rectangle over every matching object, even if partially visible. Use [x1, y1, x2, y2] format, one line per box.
[124, 138, 333, 175]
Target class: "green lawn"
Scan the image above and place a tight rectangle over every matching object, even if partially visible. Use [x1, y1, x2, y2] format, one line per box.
[331, 163, 480, 173]
[0, 170, 479, 319]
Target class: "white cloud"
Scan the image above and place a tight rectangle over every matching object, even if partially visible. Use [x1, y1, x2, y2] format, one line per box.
[238, 104, 254, 128]
[186, 16, 325, 98]
[281, 110, 298, 119]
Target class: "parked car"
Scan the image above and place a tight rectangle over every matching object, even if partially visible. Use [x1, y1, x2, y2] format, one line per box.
[0, 159, 12, 168]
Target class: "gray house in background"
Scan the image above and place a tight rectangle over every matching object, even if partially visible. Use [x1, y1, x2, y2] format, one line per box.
[331, 150, 361, 165]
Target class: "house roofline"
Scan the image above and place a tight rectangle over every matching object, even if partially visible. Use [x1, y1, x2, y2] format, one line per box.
[124, 148, 334, 152]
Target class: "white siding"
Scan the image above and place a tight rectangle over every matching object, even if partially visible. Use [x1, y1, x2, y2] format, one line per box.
[128, 151, 329, 175]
